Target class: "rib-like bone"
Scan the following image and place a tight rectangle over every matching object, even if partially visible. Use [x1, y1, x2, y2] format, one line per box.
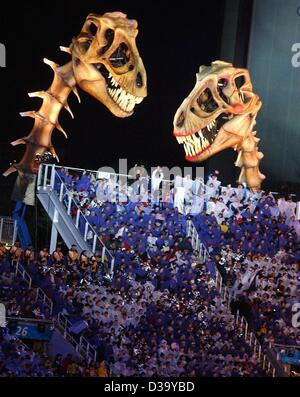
[235, 117, 265, 190]
[4, 61, 75, 175]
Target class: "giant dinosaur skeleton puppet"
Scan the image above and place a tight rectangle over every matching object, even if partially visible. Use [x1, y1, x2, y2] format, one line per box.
[3, 11, 147, 184]
[173, 61, 265, 189]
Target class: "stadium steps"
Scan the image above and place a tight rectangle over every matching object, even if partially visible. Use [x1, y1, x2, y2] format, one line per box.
[10, 260, 97, 363]
[36, 186, 92, 254]
[36, 164, 115, 274]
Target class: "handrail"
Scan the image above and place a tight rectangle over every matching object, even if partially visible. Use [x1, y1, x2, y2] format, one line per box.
[56, 312, 97, 363]
[187, 220, 281, 377]
[36, 287, 53, 315]
[11, 263, 96, 363]
[54, 164, 173, 183]
[273, 343, 300, 350]
[12, 261, 53, 315]
[54, 167, 112, 258]
[6, 316, 53, 324]
[37, 164, 115, 275]
[186, 220, 209, 262]
[14, 261, 32, 290]
[53, 164, 297, 197]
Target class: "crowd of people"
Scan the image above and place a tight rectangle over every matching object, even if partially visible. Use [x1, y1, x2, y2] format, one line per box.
[0, 327, 109, 377]
[189, 174, 299, 350]
[0, 166, 299, 376]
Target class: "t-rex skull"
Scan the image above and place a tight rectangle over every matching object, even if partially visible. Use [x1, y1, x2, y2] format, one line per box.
[173, 60, 261, 162]
[71, 11, 147, 117]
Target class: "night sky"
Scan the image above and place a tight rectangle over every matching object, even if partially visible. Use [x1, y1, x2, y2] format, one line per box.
[0, 0, 226, 212]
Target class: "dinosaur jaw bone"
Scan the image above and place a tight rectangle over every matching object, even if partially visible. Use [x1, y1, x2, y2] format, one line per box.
[94, 63, 143, 116]
[173, 112, 236, 161]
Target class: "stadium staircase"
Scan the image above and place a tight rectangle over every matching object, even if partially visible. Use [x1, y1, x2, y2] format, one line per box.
[10, 260, 97, 363]
[36, 164, 115, 274]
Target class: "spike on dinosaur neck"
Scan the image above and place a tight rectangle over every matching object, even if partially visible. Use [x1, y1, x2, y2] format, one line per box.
[235, 122, 265, 189]
[5, 61, 75, 176]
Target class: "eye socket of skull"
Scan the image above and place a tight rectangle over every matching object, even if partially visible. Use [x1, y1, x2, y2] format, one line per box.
[71, 12, 147, 117]
[235, 75, 246, 89]
[234, 74, 253, 104]
[88, 22, 98, 36]
[98, 29, 115, 55]
[217, 79, 230, 105]
[195, 88, 219, 114]
[109, 42, 130, 67]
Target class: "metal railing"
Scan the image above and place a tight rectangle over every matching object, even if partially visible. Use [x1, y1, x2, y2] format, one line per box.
[6, 316, 53, 325]
[186, 220, 208, 262]
[37, 164, 115, 275]
[35, 287, 53, 315]
[0, 216, 17, 246]
[14, 261, 32, 290]
[13, 261, 53, 315]
[186, 220, 282, 377]
[56, 312, 97, 364]
[235, 310, 280, 376]
[10, 262, 97, 363]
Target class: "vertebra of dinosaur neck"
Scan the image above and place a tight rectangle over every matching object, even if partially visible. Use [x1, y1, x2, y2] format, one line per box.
[4, 60, 78, 176]
[235, 115, 265, 190]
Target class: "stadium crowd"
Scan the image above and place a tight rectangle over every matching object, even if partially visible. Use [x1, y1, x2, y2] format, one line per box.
[0, 166, 299, 376]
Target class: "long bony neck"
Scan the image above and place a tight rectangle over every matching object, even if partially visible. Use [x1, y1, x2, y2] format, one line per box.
[4, 60, 79, 176]
[235, 119, 265, 190]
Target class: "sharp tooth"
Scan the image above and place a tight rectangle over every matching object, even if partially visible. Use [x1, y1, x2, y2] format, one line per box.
[207, 125, 211, 132]
[185, 143, 190, 156]
[192, 134, 198, 147]
[183, 144, 188, 156]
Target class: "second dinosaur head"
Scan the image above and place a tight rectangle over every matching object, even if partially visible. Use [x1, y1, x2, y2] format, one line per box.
[173, 61, 261, 161]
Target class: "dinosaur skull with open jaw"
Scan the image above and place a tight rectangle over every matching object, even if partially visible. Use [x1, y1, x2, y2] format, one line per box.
[173, 61, 261, 161]
[72, 11, 147, 117]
